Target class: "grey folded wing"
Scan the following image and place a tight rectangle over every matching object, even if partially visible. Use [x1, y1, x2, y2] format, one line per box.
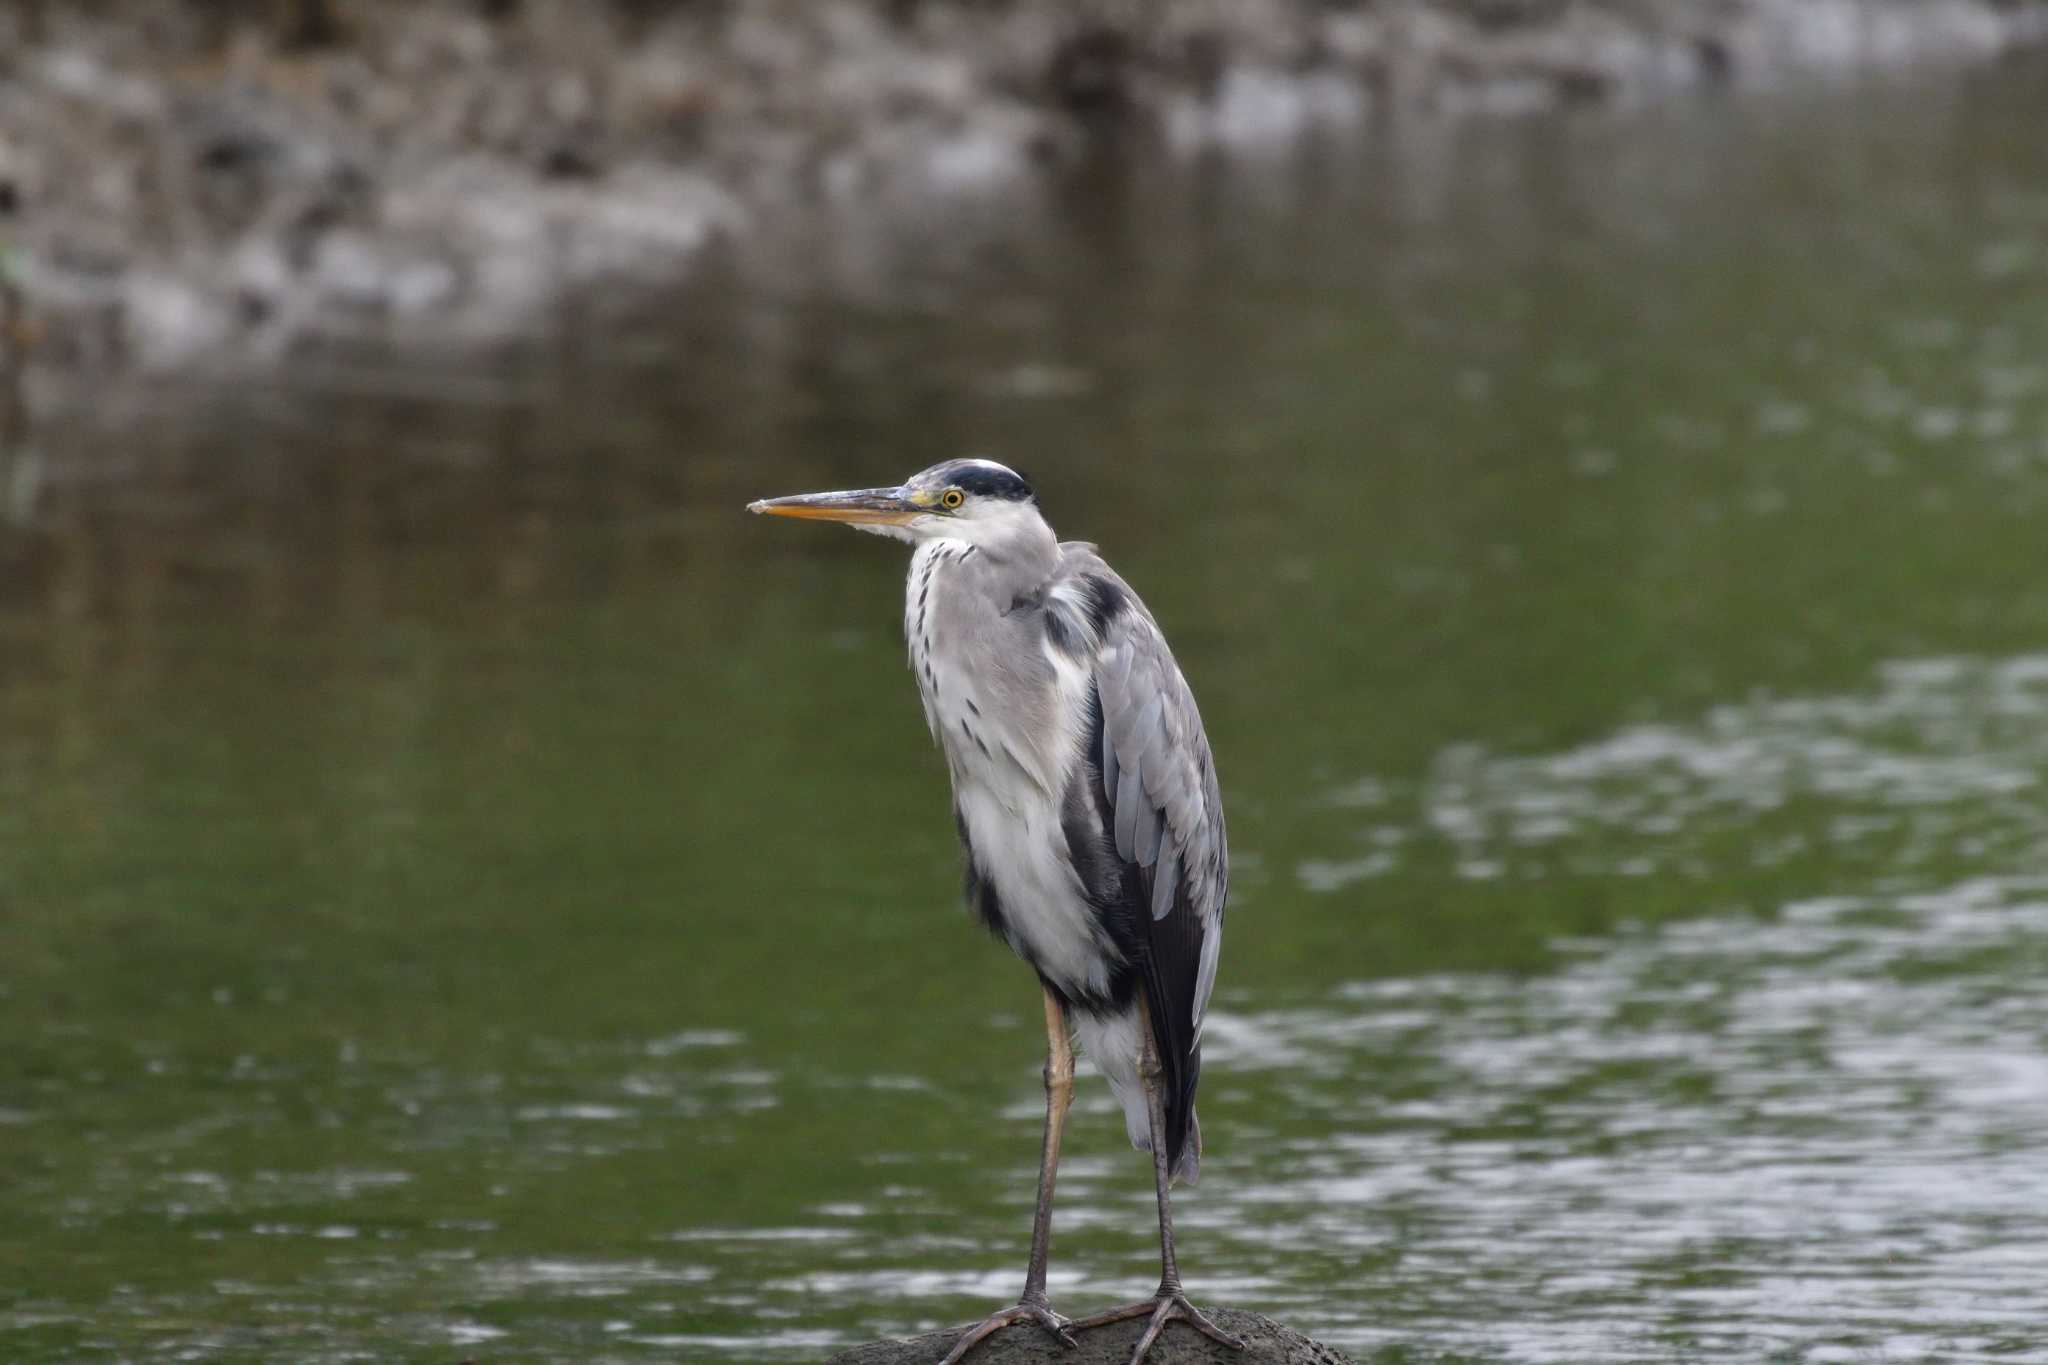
[1091, 587, 1228, 1169]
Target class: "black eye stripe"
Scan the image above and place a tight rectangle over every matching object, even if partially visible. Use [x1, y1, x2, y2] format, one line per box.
[912, 458, 1038, 506]
[946, 465, 1034, 502]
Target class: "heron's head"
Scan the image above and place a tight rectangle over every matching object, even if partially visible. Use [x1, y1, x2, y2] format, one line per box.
[748, 458, 1048, 553]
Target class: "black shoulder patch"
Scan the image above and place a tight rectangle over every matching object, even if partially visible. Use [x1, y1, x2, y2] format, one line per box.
[1078, 574, 1129, 637]
[1041, 573, 1127, 660]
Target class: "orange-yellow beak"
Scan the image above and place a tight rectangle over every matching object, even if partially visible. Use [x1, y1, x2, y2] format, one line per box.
[746, 486, 924, 525]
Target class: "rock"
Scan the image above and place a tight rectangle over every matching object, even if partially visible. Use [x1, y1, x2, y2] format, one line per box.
[825, 1308, 1356, 1365]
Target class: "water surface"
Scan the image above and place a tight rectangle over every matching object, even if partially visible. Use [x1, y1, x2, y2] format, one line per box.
[5, 57, 2048, 1364]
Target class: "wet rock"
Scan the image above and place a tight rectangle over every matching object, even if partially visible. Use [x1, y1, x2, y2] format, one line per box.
[825, 1308, 1355, 1365]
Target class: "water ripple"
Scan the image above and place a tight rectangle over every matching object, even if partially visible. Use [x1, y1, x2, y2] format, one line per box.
[1301, 654, 2048, 891]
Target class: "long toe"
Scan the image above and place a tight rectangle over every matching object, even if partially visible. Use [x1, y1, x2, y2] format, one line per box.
[1070, 1293, 1244, 1365]
[935, 1300, 1076, 1365]
[1162, 1297, 1244, 1354]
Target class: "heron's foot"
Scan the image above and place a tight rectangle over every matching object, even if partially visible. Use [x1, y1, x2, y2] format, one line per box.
[935, 1296, 1076, 1365]
[1069, 1288, 1243, 1365]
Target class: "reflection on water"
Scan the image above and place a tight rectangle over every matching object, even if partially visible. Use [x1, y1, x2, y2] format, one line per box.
[6, 56, 2048, 1365]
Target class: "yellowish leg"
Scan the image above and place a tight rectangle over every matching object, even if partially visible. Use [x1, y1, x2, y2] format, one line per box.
[936, 984, 1078, 1365]
[1024, 986, 1076, 1301]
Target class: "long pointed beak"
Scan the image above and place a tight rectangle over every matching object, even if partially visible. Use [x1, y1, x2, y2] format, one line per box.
[746, 487, 923, 525]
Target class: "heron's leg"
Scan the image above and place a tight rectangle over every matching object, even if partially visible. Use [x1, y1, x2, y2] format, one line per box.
[1021, 983, 1076, 1305]
[934, 984, 1077, 1365]
[1067, 998, 1243, 1365]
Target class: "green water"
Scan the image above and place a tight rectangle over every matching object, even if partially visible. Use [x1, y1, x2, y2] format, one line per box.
[6, 58, 2048, 1364]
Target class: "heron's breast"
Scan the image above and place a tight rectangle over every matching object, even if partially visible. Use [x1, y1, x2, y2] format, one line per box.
[904, 545, 1115, 995]
[906, 546, 1072, 792]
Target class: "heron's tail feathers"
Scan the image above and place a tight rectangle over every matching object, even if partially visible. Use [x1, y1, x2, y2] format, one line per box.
[1074, 1009, 1201, 1185]
[1125, 1106, 1201, 1185]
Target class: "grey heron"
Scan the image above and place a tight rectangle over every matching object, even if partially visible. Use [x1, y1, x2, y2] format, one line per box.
[749, 459, 1240, 1365]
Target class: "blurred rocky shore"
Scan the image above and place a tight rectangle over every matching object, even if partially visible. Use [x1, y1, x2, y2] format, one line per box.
[1, 0, 2044, 390]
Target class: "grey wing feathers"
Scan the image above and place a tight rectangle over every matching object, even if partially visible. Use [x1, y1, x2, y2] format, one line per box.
[1096, 608, 1228, 956]
[1082, 565, 1227, 1181]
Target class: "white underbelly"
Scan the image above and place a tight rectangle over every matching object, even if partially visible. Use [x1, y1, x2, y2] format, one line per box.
[953, 774, 1118, 1000]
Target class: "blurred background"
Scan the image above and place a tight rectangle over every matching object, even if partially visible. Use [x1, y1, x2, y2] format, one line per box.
[5, 3, 2048, 1362]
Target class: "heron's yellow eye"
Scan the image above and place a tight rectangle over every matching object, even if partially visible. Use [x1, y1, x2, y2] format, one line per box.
[941, 488, 965, 510]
